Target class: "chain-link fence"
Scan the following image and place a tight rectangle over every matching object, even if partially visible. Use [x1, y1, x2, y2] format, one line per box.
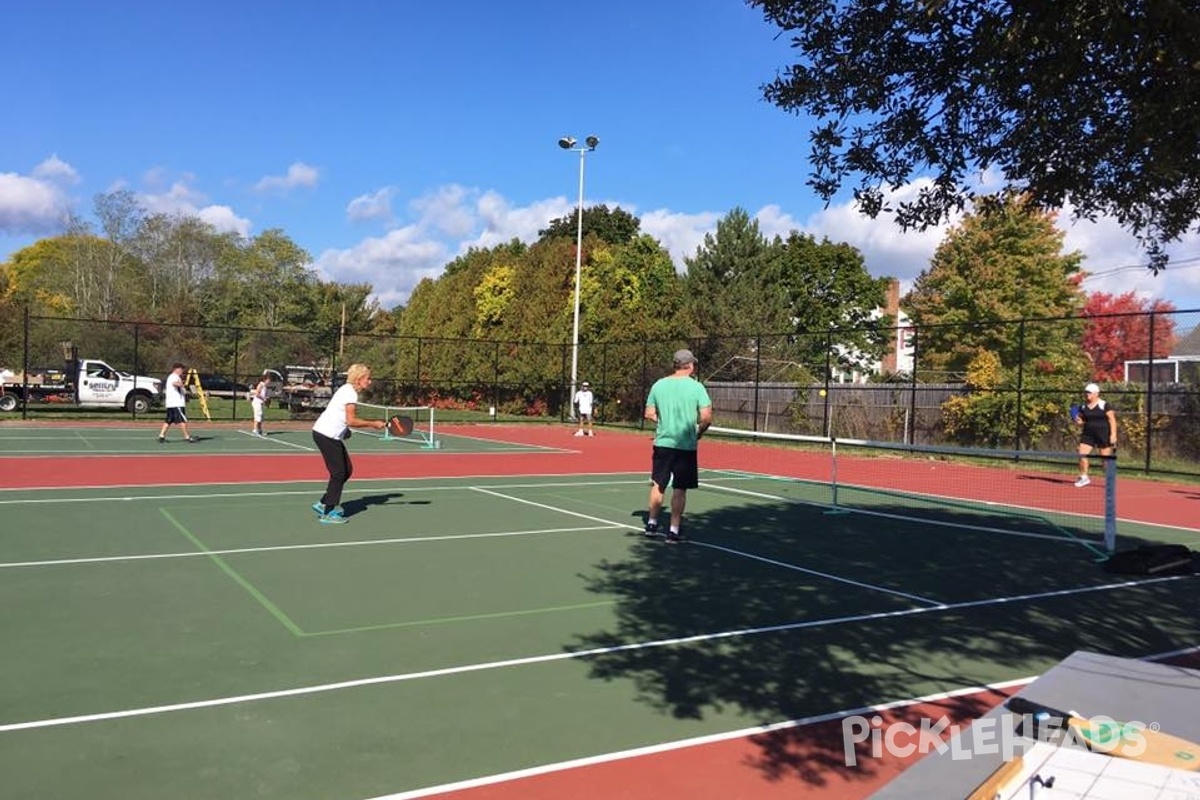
[3, 307, 1198, 478]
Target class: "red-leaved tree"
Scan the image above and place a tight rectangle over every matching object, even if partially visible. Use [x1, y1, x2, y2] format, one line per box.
[1081, 292, 1177, 381]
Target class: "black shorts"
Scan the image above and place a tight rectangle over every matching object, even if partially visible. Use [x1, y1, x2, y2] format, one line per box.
[1080, 429, 1111, 448]
[164, 408, 188, 424]
[650, 445, 699, 491]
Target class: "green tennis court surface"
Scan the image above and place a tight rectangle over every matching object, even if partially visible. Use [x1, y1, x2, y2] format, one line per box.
[1, 469, 1196, 799]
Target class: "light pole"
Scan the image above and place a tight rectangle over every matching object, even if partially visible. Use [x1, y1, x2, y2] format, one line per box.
[558, 134, 599, 415]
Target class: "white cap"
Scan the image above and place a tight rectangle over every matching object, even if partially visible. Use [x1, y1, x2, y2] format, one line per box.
[1085, 383, 1100, 394]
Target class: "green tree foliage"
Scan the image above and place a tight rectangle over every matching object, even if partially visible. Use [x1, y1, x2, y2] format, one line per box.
[130, 213, 232, 322]
[684, 207, 775, 339]
[943, 350, 1064, 449]
[538, 204, 641, 245]
[751, 0, 1200, 270]
[904, 193, 1088, 379]
[766, 232, 892, 376]
[686, 210, 891, 382]
[0, 193, 384, 380]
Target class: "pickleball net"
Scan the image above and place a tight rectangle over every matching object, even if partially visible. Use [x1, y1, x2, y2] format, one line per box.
[702, 427, 1117, 558]
[354, 403, 440, 448]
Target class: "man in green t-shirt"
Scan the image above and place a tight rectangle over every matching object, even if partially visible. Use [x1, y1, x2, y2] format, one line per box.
[643, 349, 713, 544]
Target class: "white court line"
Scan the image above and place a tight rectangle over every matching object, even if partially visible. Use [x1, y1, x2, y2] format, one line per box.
[0, 525, 624, 569]
[0, 475, 665, 504]
[365, 675, 1041, 799]
[470, 486, 639, 529]
[235, 429, 315, 451]
[0, 574, 1188, 733]
[694, 541, 943, 606]
[369, 644, 1200, 799]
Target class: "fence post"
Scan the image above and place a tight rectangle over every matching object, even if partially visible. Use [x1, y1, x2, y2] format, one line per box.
[1146, 311, 1156, 473]
[639, 340, 648, 431]
[232, 327, 241, 421]
[908, 328, 919, 444]
[753, 335, 762, 432]
[822, 327, 833, 437]
[492, 341, 500, 423]
[560, 342, 569, 422]
[21, 305, 30, 421]
[132, 323, 140, 420]
[1015, 319, 1026, 450]
[415, 337, 423, 403]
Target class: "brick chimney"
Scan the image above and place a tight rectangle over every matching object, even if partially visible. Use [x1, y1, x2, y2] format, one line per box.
[882, 278, 901, 373]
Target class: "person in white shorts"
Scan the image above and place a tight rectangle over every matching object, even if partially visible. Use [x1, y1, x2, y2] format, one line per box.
[250, 371, 271, 437]
[157, 363, 196, 443]
[573, 381, 595, 437]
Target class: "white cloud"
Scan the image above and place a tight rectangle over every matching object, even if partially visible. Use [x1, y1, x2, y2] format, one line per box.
[1062, 214, 1200, 309]
[138, 180, 252, 237]
[410, 184, 478, 238]
[313, 227, 449, 310]
[196, 205, 253, 237]
[31, 154, 80, 185]
[468, 190, 563, 249]
[254, 162, 320, 193]
[0, 158, 77, 235]
[309, 179, 1200, 314]
[346, 187, 395, 223]
[638, 208, 722, 268]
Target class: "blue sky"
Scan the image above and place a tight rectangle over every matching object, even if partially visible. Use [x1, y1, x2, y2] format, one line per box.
[4, 0, 1199, 312]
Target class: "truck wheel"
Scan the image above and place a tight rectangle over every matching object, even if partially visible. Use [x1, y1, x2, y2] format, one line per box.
[0, 394, 18, 412]
[126, 393, 152, 415]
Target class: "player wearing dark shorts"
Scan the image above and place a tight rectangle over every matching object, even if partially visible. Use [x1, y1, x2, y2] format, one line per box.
[1075, 382, 1117, 487]
[643, 349, 713, 543]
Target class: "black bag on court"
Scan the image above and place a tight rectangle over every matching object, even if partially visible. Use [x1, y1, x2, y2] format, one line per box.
[1103, 544, 1196, 576]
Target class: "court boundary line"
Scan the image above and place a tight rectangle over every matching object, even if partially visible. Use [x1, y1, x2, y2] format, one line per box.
[366, 675, 1042, 800]
[0, 524, 626, 569]
[367, 643, 1200, 800]
[694, 541, 943, 606]
[3, 472, 1197, 539]
[2, 573, 1188, 734]
[0, 471, 658, 495]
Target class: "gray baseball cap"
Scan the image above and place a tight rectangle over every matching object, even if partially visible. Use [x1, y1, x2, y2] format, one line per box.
[673, 349, 697, 365]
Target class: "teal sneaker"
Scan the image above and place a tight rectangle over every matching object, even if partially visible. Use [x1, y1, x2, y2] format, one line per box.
[311, 502, 327, 518]
[320, 508, 347, 524]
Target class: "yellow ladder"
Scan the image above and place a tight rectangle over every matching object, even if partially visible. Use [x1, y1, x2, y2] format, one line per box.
[183, 368, 212, 421]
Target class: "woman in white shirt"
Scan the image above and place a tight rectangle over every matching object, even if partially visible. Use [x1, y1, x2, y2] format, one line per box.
[310, 363, 386, 524]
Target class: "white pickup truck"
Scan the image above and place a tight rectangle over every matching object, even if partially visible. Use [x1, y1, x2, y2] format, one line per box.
[0, 358, 162, 414]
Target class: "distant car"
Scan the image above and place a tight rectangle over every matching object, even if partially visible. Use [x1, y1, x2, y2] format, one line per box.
[190, 373, 250, 399]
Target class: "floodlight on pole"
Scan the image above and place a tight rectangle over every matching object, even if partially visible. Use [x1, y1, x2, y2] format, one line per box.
[559, 134, 599, 415]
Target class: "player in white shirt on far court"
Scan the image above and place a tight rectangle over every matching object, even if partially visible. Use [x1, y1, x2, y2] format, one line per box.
[573, 381, 595, 437]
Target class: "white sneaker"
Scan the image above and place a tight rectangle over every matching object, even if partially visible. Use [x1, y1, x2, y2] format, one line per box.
[573, 430, 585, 437]
[1074, 476, 1090, 488]
[586, 431, 594, 437]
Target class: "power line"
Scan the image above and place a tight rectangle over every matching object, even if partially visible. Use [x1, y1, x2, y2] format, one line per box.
[1080, 254, 1200, 282]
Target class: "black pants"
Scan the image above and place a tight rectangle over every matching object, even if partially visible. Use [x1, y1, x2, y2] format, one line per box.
[313, 431, 353, 510]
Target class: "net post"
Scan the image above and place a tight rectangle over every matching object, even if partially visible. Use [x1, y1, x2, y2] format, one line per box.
[426, 406, 438, 449]
[1104, 453, 1117, 552]
[823, 436, 848, 515]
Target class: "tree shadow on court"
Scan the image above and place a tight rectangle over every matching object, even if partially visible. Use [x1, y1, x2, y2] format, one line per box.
[571, 498, 1199, 789]
[342, 493, 427, 516]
